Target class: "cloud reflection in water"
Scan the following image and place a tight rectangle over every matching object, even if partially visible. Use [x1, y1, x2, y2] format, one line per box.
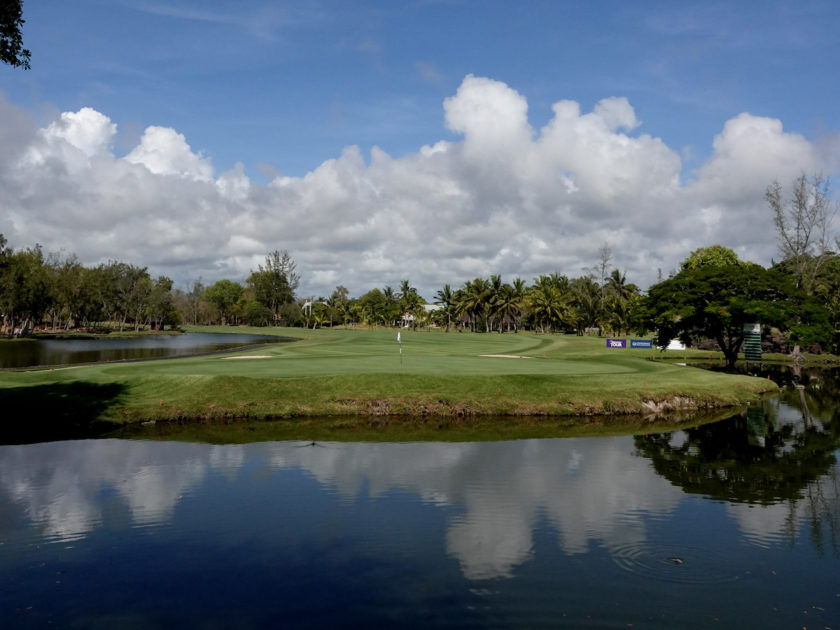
[1, 433, 835, 579]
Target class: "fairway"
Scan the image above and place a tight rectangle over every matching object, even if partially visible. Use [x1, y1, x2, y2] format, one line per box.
[0, 327, 777, 433]
[98, 328, 643, 377]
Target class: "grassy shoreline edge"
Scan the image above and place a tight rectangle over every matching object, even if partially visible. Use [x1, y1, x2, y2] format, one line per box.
[0, 326, 779, 439]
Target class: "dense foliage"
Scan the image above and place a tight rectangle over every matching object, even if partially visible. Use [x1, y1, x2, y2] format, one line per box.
[645, 261, 830, 366]
[1, 0, 29, 69]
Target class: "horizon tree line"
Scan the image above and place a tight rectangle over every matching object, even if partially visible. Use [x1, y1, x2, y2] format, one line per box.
[1, 171, 838, 355]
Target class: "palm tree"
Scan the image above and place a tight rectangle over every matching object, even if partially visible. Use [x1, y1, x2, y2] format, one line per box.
[526, 284, 569, 333]
[602, 269, 641, 334]
[605, 269, 638, 300]
[434, 284, 455, 332]
[487, 274, 504, 331]
[493, 283, 521, 332]
[382, 286, 399, 326]
[399, 279, 414, 299]
[456, 278, 490, 332]
[571, 276, 601, 335]
[383, 285, 396, 304]
[402, 290, 422, 328]
[510, 277, 527, 332]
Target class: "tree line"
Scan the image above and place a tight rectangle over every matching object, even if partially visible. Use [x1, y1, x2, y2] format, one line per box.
[0, 234, 640, 337]
[0, 239, 299, 334]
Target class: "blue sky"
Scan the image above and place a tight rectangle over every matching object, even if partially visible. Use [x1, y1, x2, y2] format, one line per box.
[2, 0, 839, 296]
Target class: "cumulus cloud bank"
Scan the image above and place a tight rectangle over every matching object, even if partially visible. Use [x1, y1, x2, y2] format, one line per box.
[0, 75, 834, 297]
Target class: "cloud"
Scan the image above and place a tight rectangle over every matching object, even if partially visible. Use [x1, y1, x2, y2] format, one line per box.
[0, 77, 836, 297]
[125, 126, 214, 181]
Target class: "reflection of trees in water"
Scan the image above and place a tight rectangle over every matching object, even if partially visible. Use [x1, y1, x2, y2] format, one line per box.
[777, 366, 840, 421]
[635, 378, 840, 555]
[636, 411, 837, 503]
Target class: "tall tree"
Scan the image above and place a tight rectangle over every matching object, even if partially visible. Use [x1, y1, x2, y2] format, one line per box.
[358, 288, 386, 327]
[526, 283, 567, 333]
[185, 280, 205, 325]
[123, 267, 152, 332]
[766, 173, 834, 293]
[54, 256, 88, 330]
[330, 285, 350, 326]
[492, 283, 521, 332]
[0, 244, 50, 336]
[434, 284, 454, 332]
[147, 276, 179, 330]
[204, 279, 244, 325]
[247, 250, 299, 325]
[570, 276, 601, 334]
[456, 278, 490, 332]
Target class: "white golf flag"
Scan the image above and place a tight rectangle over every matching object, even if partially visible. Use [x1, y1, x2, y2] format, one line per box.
[397, 331, 401, 343]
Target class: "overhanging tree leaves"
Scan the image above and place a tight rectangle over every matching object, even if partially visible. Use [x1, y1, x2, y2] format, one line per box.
[1, 0, 30, 69]
[645, 263, 827, 367]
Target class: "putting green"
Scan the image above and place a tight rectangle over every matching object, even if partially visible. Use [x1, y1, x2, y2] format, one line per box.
[67, 327, 648, 377]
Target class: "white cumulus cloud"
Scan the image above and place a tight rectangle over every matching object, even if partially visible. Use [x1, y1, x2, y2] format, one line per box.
[0, 76, 836, 298]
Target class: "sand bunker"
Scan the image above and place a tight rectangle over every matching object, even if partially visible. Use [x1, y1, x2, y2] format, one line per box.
[221, 355, 272, 360]
[479, 354, 534, 359]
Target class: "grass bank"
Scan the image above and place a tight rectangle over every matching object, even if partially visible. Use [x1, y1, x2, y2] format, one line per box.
[109, 406, 743, 444]
[0, 327, 777, 435]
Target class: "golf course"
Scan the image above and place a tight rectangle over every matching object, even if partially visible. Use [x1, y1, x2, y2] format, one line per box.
[0, 326, 777, 440]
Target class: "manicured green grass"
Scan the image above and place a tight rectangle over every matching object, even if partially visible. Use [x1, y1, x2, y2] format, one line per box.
[0, 327, 777, 434]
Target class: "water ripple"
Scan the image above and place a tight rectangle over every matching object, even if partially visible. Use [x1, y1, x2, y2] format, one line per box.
[610, 542, 742, 584]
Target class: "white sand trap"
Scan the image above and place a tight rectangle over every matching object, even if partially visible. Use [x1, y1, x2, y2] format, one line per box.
[480, 354, 534, 359]
[221, 355, 272, 360]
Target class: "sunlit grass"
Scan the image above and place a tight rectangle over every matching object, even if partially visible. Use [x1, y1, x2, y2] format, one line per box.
[0, 326, 777, 427]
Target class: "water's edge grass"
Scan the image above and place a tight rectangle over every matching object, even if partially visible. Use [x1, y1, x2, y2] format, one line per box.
[0, 326, 779, 442]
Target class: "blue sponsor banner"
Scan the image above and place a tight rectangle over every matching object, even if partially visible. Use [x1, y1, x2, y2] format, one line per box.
[630, 339, 653, 349]
[606, 338, 627, 349]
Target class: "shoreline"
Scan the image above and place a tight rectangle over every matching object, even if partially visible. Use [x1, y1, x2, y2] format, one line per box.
[0, 327, 782, 442]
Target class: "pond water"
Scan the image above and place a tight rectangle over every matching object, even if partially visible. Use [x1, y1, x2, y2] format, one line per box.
[0, 333, 291, 369]
[0, 371, 838, 628]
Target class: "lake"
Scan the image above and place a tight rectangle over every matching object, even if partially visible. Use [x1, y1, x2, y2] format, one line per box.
[0, 369, 838, 628]
[0, 332, 291, 369]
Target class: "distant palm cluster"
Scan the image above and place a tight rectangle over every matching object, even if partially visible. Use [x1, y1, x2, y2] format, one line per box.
[353, 271, 641, 337]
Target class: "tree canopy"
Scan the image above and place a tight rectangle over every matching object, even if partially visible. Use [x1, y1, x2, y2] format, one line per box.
[246, 250, 299, 325]
[1, 0, 30, 69]
[645, 262, 828, 367]
[679, 245, 740, 271]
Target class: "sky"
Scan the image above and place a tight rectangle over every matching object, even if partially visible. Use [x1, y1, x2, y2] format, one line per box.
[1, 0, 839, 299]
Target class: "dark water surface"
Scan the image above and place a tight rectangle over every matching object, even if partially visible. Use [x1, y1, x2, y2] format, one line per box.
[1, 373, 839, 628]
[0, 333, 290, 368]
